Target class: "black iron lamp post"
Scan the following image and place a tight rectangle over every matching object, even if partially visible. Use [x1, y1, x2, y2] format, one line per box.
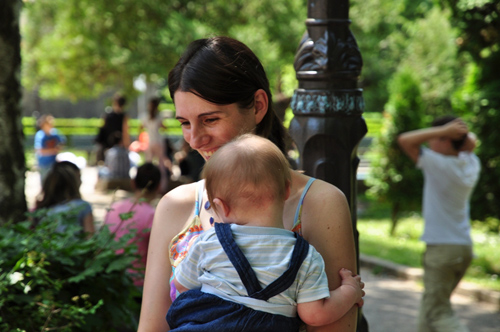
[289, 0, 368, 330]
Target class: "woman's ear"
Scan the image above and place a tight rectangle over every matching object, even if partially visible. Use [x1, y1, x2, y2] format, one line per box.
[254, 89, 268, 125]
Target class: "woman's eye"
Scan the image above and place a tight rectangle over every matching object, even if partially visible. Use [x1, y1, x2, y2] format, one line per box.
[204, 118, 218, 124]
[178, 121, 190, 127]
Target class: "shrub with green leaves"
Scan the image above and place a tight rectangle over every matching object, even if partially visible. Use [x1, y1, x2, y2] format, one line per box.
[366, 66, 425, 235]
[0, 210, 141, 331]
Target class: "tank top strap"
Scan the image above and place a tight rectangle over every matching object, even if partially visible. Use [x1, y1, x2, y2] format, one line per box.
[194, 179, 205, 218]
[292, 177, 316, 232]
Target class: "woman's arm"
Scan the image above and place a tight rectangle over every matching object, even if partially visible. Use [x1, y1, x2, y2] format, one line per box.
[122, 115, 131, 148]
[301, 180, 358, 332]
[138, 184, 197, 332]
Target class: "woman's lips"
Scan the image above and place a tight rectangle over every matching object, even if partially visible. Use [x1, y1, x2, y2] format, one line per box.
[200, 149, 216, 160]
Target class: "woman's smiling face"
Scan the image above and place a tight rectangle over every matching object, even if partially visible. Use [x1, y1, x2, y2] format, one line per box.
[174, 91, 257, 160]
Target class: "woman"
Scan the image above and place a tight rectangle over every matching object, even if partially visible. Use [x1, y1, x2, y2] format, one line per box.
[138, 36, 359, 331]
[140, 97, 171, 192]
[35, 161, 95, 234]
[141, 97, 167, 164]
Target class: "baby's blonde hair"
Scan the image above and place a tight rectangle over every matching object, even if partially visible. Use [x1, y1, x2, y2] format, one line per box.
[202, 134, 291, 213]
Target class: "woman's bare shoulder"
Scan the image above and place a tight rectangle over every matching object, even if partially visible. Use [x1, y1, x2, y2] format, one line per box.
[291, 171, 347, 204]
[308, 178, 347, 204]
[160, 181, 198, 205]
[154, 182, 199, 228]
[298, 174, 351, 234]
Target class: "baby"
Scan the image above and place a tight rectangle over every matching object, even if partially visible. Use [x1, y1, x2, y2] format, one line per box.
[167, 134, 364, 331]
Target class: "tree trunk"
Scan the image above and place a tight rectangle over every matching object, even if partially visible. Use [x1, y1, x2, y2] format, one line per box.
[390, 201, 400, 236]
[0, 0, 27, 224]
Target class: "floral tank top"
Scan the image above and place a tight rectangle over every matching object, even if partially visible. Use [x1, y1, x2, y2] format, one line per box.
[168, 178, 316, 301]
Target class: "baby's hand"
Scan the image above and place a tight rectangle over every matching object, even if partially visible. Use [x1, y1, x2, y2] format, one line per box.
[339, 268, 365, 307]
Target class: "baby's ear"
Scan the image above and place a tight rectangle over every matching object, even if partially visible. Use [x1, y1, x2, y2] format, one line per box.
[213, 198, 231, 218]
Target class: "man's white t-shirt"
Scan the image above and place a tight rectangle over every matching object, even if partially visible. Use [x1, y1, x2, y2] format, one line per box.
[417, 147, 481, 245]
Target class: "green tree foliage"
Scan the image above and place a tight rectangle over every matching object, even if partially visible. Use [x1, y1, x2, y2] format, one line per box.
[360, 2, 466, 234]
[0, 211, 141, 331]
[350, 0, 436, 112]
[400, 7, 464, 116]
[443, 0, 500, 222]
[367, 67, 425, 235]
[21, 0, 306, 100]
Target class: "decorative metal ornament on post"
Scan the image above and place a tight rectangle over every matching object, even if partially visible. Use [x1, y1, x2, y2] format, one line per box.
[289, 0, 368, 330]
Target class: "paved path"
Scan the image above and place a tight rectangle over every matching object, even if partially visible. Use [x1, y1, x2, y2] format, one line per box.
[360, 267, 500, 332]
[26, 167, 500, 331]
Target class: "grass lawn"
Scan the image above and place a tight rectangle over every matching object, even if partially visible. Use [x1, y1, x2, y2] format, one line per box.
[358, 195, 500, 291]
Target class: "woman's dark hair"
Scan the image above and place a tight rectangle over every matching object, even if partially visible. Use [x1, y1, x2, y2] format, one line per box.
[148, 97, 161, 120]
[36, 161, 82, 210]
[168, 36, 287, 153]
[432, 115, 467, 151]
[134, 162, 161, 193]
[113, 93, 127, 107]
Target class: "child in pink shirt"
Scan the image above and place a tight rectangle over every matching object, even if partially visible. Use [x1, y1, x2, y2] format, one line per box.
[104, 163, 161, 287]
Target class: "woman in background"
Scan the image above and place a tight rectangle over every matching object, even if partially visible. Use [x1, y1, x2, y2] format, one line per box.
[141, 97, 171, 193]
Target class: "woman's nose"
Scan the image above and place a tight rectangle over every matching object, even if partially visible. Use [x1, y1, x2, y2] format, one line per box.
[189, 125, 208, 150]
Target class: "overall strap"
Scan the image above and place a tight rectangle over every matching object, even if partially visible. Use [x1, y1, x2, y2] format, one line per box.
[214, 223, 310, 301]
[214, 223, 262, 296]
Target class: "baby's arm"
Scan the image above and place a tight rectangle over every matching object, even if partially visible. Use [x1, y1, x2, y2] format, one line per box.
[297, 268, 365, 327]
[173, 277, 190, 294]
[172, 234, 203, 295]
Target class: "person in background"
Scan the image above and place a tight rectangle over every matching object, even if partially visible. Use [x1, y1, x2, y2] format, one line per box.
[105, 132, 131, 180]
[103, 162, 161, 287]
[398, 116, 481, 332]
[167, 134, 364, 331]
[140, 97, 171, 193]
[97, 132, 132, 191]
[174, 139, 205, 183]
[34, 114, 65, 185]
[35, 161, 94, 235]
[95, 93, 130, 163]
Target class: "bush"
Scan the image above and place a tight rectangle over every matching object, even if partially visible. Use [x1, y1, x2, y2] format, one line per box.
[366, 66, 425, 235]
[0, 210, 141, 331]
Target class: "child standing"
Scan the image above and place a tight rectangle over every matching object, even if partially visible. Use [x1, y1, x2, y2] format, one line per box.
[34, 114, 65, 185]
[167, 134, 364, 331]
